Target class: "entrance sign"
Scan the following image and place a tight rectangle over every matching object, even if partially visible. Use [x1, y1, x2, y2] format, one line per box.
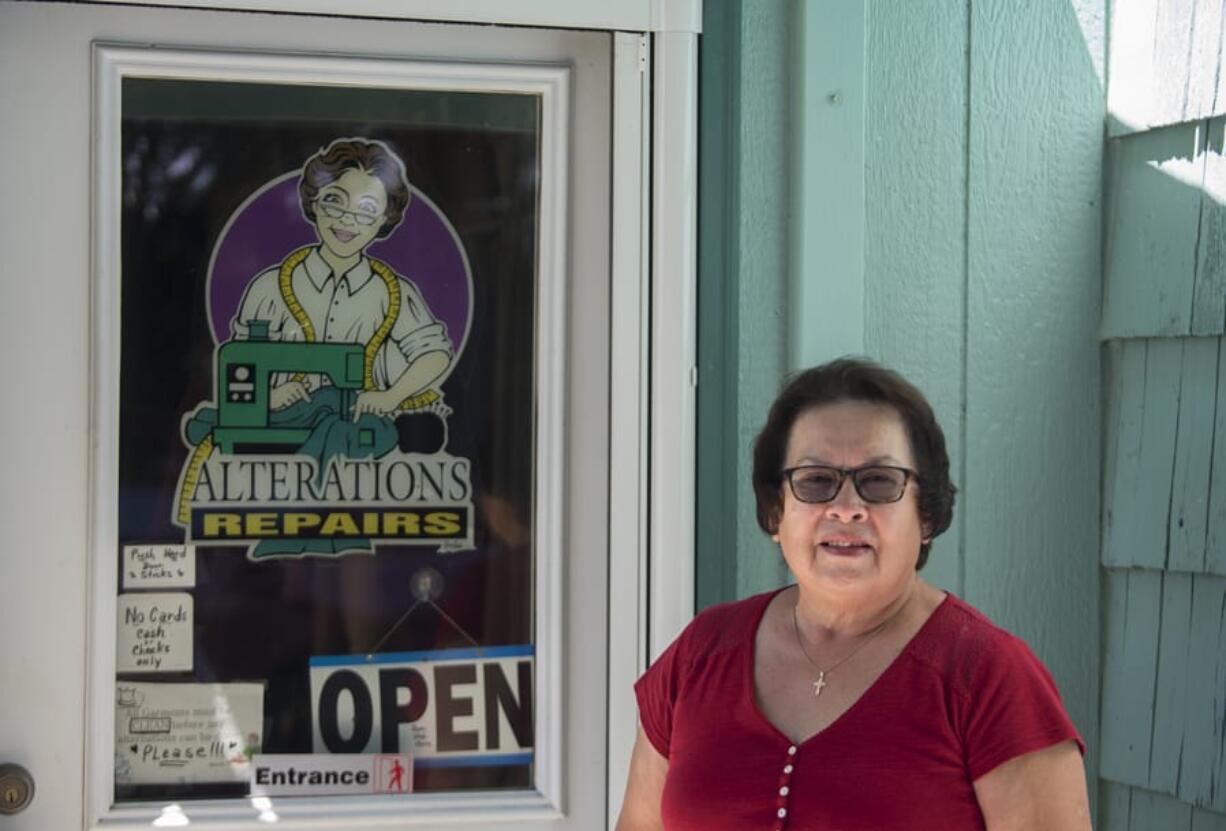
[251, 754, 413, 796]
[309, 646, 534, 765]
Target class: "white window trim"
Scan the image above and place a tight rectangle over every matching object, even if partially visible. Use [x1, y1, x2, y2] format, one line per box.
[90, 44, 577, 829]
[82, 0, 702, 34]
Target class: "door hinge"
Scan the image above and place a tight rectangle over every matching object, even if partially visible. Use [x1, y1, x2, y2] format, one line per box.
[638, 34, 649, 74]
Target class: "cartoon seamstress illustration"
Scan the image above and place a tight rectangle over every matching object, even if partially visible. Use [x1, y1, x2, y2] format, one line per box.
[176, 138, 468, 557]
[233, 137, 452, 448]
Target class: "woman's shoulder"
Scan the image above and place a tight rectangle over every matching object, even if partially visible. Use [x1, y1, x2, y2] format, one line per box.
[908, 592, 1085, 767]
[908, 593, 1051, 694]
[673, 588, 783, 658]
[931, 593, 1013, 637]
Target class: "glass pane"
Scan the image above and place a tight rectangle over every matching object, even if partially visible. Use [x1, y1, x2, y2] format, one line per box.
[114, 77, 538, 802]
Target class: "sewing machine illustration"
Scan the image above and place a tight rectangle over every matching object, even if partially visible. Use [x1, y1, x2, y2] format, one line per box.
[211, 320, 365, 454]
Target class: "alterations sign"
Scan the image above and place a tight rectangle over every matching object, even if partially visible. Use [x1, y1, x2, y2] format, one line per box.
[168, 137, 477, 561]
[309, 646, 533, 767]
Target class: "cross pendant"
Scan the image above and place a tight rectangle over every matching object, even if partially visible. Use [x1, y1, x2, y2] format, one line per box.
[812, 672, 827, 697]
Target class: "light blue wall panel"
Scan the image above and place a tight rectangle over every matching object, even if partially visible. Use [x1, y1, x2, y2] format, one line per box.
[790, 0, 865, 367]
[731, 1, 793, 598]
[1101, 780, 1133, 831]
[1209, 337, 1226, 575]
[1132, 786, 1195, 828]
[1101, 568, 1162, 785]
[1100, 780, 1226, 831]
[696, 0, 793, 610]
[1104, 339, 1182, 570]
[1179, 573, 1226, 810]
[962, 0, 1103, 787]
[696, 0, 743, 609]
[1104, 336, 1225, 576]
[1168, 337, 1220, 571]
[1103, 122, 1206, 339]
[1102, 340, 1135, 564]
[1150, 571, 1194, 793]
[1100, 568, 1226, 811]
[863, 0, 967, 595]
[1195, 805, 1226, 831]
[1101, 1, 1226, 827]
[1192, 119, 1226, 335]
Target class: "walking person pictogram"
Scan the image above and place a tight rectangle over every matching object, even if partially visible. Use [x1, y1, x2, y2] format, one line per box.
[387, 758, 406, 792]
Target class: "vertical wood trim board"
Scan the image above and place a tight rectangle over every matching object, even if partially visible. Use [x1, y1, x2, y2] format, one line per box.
[1101, 568, 1163, 784]
[1169, 337, 1220, 572]
[863, 0, 968, 596]
[1208, 337, 1226, 575]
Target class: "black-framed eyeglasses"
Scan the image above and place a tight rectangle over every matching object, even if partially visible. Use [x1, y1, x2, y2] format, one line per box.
[781, 464, 918, 504]
[315, 200, 381, 226]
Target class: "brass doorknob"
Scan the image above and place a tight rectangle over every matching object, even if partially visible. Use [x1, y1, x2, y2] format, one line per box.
[0, 764, 34, 815]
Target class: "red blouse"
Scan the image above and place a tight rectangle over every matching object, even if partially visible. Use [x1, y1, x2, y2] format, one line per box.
[634, 589, 1084, 831]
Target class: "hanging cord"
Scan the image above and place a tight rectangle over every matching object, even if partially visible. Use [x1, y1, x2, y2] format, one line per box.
[366, 583, 482, 658]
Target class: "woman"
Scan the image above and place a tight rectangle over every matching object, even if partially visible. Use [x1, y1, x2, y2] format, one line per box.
[618, 358, 1090, 830]
[233, 137, 452, 443]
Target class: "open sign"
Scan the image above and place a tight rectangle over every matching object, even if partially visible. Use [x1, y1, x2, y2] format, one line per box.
[308, 646, 533, 767]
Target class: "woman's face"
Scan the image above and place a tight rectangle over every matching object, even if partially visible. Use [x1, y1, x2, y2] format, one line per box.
[313, 167, 388, 260]
[774, 400, 928, 609]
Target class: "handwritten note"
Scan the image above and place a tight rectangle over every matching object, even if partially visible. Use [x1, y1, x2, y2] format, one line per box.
[114, 682, 264, 785]
[123, 543, 196, 589]
[116, 593, 193, 673]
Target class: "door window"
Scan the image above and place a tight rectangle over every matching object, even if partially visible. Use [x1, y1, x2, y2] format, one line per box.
[108, 53, 555, 806]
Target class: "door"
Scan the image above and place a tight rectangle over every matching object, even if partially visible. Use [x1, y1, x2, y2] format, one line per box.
[0, 3, 640, 828]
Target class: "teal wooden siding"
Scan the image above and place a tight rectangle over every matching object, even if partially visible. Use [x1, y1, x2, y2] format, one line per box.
[1102, 118, 1226, 339]
[863, 0, 1105, 803]
[699, 0, 1104, 813]
[1100, 569, 1226, 809]
[1100, 2, 1226, 823]
[696, 0, 792, 608]
[1102, 338, 1226, 574]
[1102, 781, 1226, 831]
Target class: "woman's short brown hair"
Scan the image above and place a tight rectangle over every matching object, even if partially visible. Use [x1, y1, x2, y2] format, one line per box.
[751, 357, 956, 569]
[299, 138, 411, 239]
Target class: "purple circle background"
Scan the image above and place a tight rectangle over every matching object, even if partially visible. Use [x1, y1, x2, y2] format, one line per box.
[208, 174, 472, 353]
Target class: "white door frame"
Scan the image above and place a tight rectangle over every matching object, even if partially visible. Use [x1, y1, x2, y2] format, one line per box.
[86, 0, 702, 33]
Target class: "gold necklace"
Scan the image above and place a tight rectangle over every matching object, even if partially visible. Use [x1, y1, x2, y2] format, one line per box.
[790, 596, 908, 697]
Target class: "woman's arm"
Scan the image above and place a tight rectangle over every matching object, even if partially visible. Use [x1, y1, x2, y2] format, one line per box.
[353, 350, 449, 418]
[615, 727, 669, 831]
[973, 740, 1091, 831]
